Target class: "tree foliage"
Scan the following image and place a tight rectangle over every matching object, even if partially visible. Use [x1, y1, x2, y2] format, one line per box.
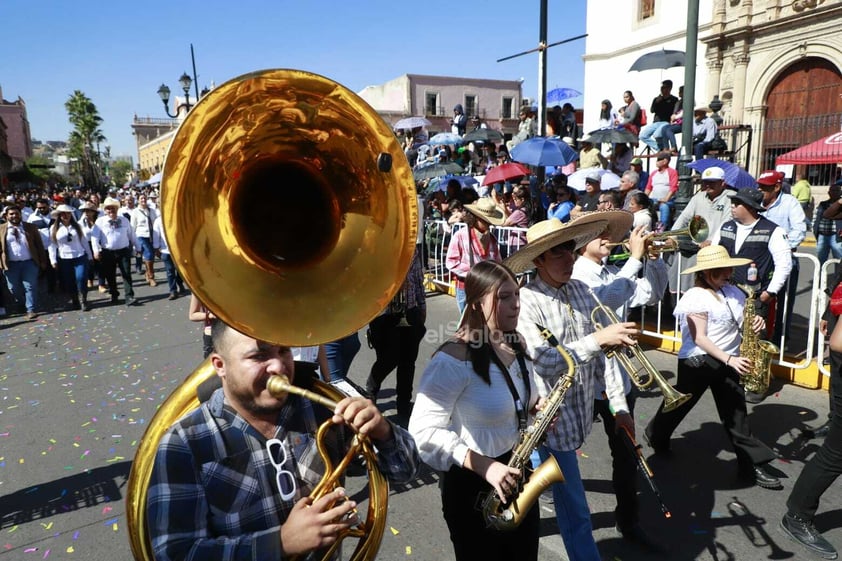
[65, 90, 107, 192]
[110, 160, 133, 185]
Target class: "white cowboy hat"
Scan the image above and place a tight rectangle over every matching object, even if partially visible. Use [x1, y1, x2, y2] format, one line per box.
[103, 197, 121, 209]
[50, 204, 77, 218]
[681, 245, 751, 275]
[504, 214, 610, 273]
[463, 197, 505, 226]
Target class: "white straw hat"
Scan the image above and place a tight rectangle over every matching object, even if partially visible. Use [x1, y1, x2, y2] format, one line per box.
[504, 214, 610, 273]
[681, 245, 751, 275]
[464, 197, 505, 226]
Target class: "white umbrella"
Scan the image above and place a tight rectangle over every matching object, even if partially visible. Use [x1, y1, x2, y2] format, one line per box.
[148, 172, 163, 185]
[567, 169, 620, 191]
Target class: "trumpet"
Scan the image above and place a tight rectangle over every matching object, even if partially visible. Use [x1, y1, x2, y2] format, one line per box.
[607, 215, 709, 255]
[589, 289, 692, 412]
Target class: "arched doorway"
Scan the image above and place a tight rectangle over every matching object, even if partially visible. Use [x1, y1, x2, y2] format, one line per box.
[762, 57, 842, 183]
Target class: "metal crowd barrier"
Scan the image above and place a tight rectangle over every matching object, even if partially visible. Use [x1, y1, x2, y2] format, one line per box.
[424, 216, 833, 387]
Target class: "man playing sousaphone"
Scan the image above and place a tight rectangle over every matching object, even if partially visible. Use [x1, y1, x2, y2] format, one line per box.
[505, 215, 641, 561]
[146, 321, 420, 560]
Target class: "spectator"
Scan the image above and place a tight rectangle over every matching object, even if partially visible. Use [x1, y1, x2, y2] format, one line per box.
[547, 105, 563, 137]
[619, 170, 642, 210]
[598, 99, 619, 129]
[451, 104, 467, 136]
[577, 135, 608, 169]
[560, 103, 579, 140]
[639, 81, 678, 152]
[628, 192, 656, 232]
[501, 186, 532, 256]
[659, 86, 685, 153]
[610, 143, 633, 175]
[692, 107, 718, 160]
[644, 152, 678, 230]
[629, 157, 649, 191]
[618, 91, 642, 136]
[791, 174, 812, 221]
[507, 107, 535, 151]
[813, 182, 842, 266]
[548, 185, 577, 223]
[571, 172, 602, 219]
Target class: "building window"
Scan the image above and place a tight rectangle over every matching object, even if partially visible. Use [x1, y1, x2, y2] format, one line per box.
[464, 95, 477, 118]
[425, 92, 439, 116]
[640, 0, 655, 19]
[502, 97, 514, 119]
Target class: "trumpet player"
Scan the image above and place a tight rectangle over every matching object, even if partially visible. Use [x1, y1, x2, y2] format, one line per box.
[644, 245, 781, 489]
[572, 214, 669, 552]
[505, 215, 640, 561]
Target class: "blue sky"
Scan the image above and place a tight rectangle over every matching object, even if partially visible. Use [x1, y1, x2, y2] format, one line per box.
[4, 0, 586, 159]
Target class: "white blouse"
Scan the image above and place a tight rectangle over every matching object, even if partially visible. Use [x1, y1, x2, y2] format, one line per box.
[408, 351, 538, 472]
[48, 225, 92, 265]
[674, 285, 745, 359]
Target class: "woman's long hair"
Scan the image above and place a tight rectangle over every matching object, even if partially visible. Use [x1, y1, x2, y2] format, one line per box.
[599, 99, 613, 122]
[50, 212, 84, 243]
[448, 260, 525, 384]
[630, 191, 657, 229]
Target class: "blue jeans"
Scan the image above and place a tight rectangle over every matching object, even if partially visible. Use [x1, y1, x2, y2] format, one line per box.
[817, 234, 842, 264]
[161, 253, 185, 294]
[139, 237, 155, 261]
[661, 123, 682, 151]
[638, 122, 669, 152]
[538, 446, 601, 561]
[324, 333, 361, 381]
[57, 256, 89, 296]
[5, 259, 40, 313]
[456, 286, 467, 314]
[654, 200, 674, 228]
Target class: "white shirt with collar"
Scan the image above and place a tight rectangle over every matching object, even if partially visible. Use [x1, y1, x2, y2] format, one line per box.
[48, 224, 93, 265]
[131, 206, 158, 239]
[91, 215, 138, 253]
[5, 224, 33, 261]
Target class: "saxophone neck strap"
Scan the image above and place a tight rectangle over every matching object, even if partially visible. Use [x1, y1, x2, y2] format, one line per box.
[489, 344, 530, 432]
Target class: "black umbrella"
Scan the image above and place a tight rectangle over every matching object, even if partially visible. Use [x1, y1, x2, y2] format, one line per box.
[463, 128, 504, 144]
[584, 128, 638, 145]
[629, 49, 685, 72]
[413, 162, 465, 181]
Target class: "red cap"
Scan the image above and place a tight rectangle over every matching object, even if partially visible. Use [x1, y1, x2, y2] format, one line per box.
[757, 170, 784, 186]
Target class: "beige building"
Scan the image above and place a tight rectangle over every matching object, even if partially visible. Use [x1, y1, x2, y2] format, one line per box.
[358, 74, 524, 137]
[583, 0, 842, 180]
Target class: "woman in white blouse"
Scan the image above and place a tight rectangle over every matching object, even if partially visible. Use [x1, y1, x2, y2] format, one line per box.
[49, 204, 93, 311]
[409, 260, 542, 561]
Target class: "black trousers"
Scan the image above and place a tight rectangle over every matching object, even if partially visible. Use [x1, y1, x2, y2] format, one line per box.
[786, 351, 842, 519]
[99, 247, 134, 300]
[646, 357, 777, 470]
[594, 391, 639, 530]
[365, 308, 425, 407]
[441, 459, 539, 561]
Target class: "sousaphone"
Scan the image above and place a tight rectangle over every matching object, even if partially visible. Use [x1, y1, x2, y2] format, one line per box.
[125, 69, 417, 561]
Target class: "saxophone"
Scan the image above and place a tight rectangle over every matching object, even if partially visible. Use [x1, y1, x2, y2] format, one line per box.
[480, 324, 574, 531]
[737, 284, 780, 394]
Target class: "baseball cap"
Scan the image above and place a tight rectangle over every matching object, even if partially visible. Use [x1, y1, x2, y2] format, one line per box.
[757, 170, 785, 186]
[701, 167, 725, 181]
[585, 171, 601, 184]
[630, 157, 643, 166]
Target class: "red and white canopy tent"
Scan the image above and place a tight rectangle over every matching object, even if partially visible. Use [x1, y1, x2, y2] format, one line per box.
[776, 131, 842, 165]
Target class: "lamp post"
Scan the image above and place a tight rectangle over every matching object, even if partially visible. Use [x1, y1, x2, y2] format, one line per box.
[157, 72, 193, 118]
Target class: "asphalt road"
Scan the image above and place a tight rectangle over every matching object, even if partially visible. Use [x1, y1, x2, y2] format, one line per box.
[0, 267, 838, 561]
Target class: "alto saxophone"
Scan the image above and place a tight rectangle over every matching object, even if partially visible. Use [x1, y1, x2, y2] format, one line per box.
[480, 324, 574, 530]
[737, 284, 779, 394]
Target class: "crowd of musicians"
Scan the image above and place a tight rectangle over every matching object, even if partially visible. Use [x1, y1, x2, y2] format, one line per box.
[132, 164, 841, 561]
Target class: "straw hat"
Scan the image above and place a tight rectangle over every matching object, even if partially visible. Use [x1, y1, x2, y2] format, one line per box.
[79, 201, 99, 213]
[584, 210, 633, 243]
[103, 197, 121, 209]
[464, 197, 505, 226]
[50, 204, 77, 218]
[681, 245, 751, 275]
[504, 215, 610, 273]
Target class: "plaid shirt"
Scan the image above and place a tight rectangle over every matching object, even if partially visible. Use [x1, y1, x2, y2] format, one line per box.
[519, 276, 628, 451]
[147, 388, 420, 561]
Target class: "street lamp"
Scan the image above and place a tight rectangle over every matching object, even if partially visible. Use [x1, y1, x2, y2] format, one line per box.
[157, 72, 193, 118]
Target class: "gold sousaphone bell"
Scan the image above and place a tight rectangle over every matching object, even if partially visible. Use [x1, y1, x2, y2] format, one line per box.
[125, 69, 418, 561]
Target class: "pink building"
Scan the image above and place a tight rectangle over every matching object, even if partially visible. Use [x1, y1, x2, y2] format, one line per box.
[358, 74, 523, 137]
[0, 86, 33, 166]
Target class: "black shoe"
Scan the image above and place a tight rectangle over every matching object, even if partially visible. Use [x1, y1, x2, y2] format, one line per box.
[616, 524, 668, 554]
[168, 292, 178, 301]
[643, 426, 671, 455]
[111, 294, 119, 304]
[780, 512, 838, 559]
[81, 301, 91, 312]
[752, 465, 782, 489]
[809, 421, 832, 439]
[745, 390, 766, 404]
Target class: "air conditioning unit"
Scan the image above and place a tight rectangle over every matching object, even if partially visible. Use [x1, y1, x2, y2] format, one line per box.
[521, 98, 533, 107]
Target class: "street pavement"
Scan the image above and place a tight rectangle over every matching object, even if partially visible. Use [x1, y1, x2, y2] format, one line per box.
[0, 268, 839, 561]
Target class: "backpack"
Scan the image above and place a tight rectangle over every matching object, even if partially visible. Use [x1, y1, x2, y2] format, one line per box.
[638, 108, 648, 126]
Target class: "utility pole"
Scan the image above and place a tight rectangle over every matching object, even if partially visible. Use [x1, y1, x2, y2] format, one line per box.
[675, 0, 700, 215]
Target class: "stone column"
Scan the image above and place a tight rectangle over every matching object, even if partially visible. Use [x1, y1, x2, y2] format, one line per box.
[731, 52, 751, 122]
[706, 59, 724, 110]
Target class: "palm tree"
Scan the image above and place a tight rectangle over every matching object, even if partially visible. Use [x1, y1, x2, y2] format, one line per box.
[65, 90, 107, 192]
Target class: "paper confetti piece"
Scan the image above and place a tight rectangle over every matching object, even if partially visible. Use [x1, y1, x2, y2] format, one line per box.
[390, 527, 399, 535]
[102, 506, 112, 514]
[405, 546, 411, 555]
[112, 523, 118, 532]
[66, 546, 74, 553]
[41, 522, 53, 530]
[43, 548, 50, 558]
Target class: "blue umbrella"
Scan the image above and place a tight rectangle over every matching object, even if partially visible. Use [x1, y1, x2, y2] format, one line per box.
[546, 87, 582, 104]
[686, 159, 756, 189]
[510, 137, 579, 167]
[428, 132, 463, 146]
[441, 174, 478, 188]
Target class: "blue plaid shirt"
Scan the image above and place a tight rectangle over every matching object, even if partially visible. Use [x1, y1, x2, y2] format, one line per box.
[147, 388, 420, 561]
